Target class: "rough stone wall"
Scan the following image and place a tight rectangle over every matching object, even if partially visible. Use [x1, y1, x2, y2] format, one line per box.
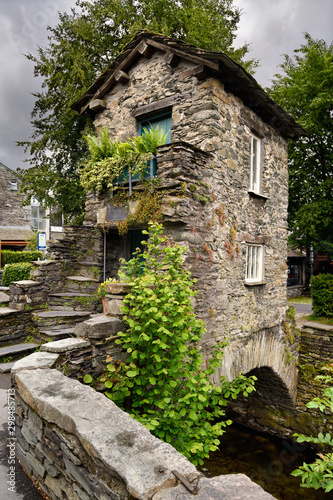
[0, 309, 32, 346]
[84, 50, 291, 393]
[46, 225, 104, 288]
[12, 350, 275, 500]
[0, 164, 30, 227]
[226, 323, 333, 440]
[296, 323, 333, 434]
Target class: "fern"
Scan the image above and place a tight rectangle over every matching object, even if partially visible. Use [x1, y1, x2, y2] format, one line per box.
[131, 124, 168, 154]
[83, 126, 118, 159]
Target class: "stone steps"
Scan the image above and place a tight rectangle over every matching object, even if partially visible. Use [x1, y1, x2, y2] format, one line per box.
[65, 276, 100, 294]
[37, 327, 76, 342]
[0, 342, 40, 372]
[76, 261, 102, 280]
[32, 310, 92, 329]
[48, 292, 102, 313]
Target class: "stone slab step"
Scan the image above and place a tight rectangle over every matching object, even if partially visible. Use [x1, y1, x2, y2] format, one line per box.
[38, 327, 75, 340]
[32, 310, 92, 328]
[33, 310, 91, 319]
[0, 307, 19, 317]
[48, 292, 101, 313]
[67, 276, 99, 282]
[0, 361, 15, 373]
[49, 293, 95, 297]
[77, 261, 100, 266]
[0, 343, 39, 358]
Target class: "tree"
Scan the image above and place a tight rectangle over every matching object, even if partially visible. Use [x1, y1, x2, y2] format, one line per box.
[99, 222, 256, 465]
[18, 0, 257, 223]
[269, 34, 333, 254]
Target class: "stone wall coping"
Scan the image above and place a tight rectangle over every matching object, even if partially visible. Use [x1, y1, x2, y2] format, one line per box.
[302, 322, 333, 332]
[41, 338, 90, 353]
[31, 260, 58, 266]
[14, 368, 199, 499]
[75, 314, 124, 339]
[12, 351, 59, 373]
[12, 280, 41, 286]
[153, 474, 276, 499]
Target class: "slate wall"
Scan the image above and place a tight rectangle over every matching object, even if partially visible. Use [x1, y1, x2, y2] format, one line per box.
[88, 51, 289, 352]
[0, 164, 30, 227]
[11, 346, 275, 500]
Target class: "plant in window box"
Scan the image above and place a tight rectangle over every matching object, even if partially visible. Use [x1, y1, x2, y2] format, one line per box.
[79, 125, 168, 194]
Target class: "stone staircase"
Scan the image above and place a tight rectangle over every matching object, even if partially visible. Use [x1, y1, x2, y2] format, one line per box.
[0, 270, 103, 374]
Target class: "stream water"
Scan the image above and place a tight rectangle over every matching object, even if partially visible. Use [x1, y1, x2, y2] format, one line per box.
[201, 423, 332, 499]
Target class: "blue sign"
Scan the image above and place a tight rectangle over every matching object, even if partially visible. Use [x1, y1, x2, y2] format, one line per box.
[37, 233, 47, 251]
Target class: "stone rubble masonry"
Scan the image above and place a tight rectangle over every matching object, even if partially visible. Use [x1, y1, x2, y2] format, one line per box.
[9, 279, 48, 311]
[0, 163, 30, 227]
[81, 49, 291, 387]
[12, 355, 276, 500]
[295, 323, 333, 434]
[0, 308, 32, 347]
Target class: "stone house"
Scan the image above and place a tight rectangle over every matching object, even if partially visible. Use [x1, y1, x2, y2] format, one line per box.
[0, 161, 32, 261]
[70, 32, 304, 401]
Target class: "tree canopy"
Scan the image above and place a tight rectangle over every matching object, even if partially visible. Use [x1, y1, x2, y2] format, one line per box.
[18, 0, 257, 223]
[269, 34, 333, 253]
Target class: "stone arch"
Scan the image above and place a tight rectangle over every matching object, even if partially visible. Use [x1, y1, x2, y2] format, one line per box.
[244, 365, 295, 409]
[217, 325, 298, 404]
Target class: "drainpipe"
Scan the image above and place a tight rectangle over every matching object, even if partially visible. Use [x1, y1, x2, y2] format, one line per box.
[103, 230, 106, 282]
[150, 155, 155, 193]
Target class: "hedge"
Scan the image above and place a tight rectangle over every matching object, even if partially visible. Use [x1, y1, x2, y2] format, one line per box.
[311, 274, 333, 317]
[1, 250, 43, 266]
[2, 262, 32, 287]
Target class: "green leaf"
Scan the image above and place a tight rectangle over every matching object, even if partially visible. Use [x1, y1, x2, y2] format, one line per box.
[126, 370, 138, 378]
[83, 374, 93, 384]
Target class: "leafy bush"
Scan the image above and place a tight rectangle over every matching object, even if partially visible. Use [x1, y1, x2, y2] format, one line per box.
[2, 262, 32, 286]
[100, 222, 256, 465]
[26, 231, 38, 251]
[1, 250, 43, 266]
[311, 274, 333, 317]
[291, 375, 333, 493]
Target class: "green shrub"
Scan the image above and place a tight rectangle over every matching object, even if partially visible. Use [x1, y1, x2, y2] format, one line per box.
[2, 262, 32, 286]
[100, 222, 256, 465]
[311, 274, 333, 317]
[1, 250, 43, 266]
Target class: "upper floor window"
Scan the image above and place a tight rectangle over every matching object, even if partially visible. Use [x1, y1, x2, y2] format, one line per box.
[10, 181, 17, 191]
[249, 134, 261, 194]
[139, 112, 172, 144]
[31, 204, 47, 232]
[116, 112, 172, 187]
[246, 244, 264, 284]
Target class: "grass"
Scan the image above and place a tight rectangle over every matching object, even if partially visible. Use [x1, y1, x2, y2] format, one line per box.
[288, 296, 312, 304]
[301, 313, 333, 326]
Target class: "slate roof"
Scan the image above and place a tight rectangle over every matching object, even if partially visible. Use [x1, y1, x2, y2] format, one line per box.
[0, 227, 32, 241]
[72, 31, 304, 139]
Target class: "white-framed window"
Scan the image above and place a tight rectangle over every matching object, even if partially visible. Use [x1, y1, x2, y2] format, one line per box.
[246, 244, 264, 283]
[31, 204, 47, 232]
[10, 181, 17, 191]
[249, 134, 261, 193]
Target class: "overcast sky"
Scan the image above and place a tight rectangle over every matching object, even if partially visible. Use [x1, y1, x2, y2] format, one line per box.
[0, 0, 332, 171]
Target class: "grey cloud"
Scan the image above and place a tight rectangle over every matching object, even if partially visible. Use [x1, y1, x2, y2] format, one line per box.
[0, 0, 332, 171]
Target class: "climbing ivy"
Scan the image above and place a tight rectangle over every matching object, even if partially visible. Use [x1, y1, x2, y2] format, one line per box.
[100, 222, 256, 465]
